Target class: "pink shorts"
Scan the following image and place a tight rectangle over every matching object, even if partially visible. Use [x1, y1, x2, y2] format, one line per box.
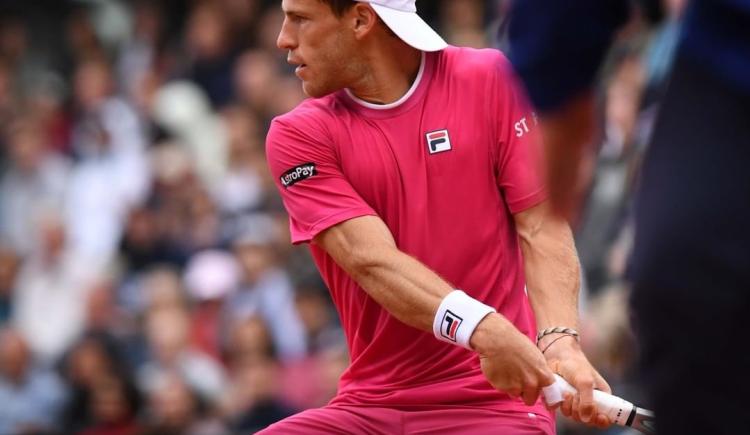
[257, 404, 555, 434]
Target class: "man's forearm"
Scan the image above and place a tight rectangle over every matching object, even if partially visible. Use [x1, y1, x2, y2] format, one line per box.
[344, 246, 455, 332]
[315, 215, 525, 353]
[518, 210, 581, 331]
[314, 215, 454, 332]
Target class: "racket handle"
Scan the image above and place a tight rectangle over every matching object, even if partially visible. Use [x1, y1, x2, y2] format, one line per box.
[543, 374, 655, 433]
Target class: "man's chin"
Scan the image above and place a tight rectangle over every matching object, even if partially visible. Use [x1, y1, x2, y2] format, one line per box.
[302, 81, 338, 99]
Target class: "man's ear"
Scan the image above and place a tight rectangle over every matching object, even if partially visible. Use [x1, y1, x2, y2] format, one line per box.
[350, 3, 378, 40]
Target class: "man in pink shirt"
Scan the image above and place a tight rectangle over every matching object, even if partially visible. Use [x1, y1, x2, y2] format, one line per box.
[261, 0, 613, 433]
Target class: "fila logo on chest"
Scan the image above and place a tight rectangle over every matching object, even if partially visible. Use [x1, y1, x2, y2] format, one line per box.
[426, 129, 452, 154]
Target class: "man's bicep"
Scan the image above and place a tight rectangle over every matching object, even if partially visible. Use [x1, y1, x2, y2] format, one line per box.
[513, 200, 574, 247]
[313, 215, 396, 272]
[513, 201, 548, 241]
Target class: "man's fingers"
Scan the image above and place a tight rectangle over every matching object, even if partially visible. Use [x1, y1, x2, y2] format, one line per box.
[571, 394, 582, 422]
[506, 387, 522, 399]
[541, 370, 556, 388]
[573, 375, 595, 423]
[521, 386, 541, 406]
[595, 414, 611, 429]
[560, 393, 574, 417]
[594, 371, 612, 395]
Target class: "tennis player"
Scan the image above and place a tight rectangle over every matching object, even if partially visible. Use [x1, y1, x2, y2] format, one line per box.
[261, 0, 612, 433]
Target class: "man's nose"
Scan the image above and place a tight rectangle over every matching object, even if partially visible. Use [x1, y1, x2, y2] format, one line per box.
[277, 19, 295, 50]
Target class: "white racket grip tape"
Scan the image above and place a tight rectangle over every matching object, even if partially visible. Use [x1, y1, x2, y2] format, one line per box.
[543, 374, 634, 426]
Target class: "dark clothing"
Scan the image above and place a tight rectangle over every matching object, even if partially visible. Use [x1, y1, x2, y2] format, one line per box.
[508, 2, 750, 433]
[186, 54, 237, 109]
[508, 0, 750, 112]
[508, 0, 630, 112]
[629, 54, 750, 435]
[231, 400, 296, 434]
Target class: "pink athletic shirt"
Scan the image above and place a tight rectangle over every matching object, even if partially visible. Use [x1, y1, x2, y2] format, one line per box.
[267, 46, 549, 416]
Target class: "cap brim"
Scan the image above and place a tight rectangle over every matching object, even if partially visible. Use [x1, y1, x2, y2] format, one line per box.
[370, 4, 448, 52]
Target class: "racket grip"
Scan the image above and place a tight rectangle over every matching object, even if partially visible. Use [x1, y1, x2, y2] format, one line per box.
[543, 374, 635, 426]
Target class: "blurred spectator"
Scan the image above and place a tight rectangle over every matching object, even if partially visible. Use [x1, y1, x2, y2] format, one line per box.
[439, 0, 487, 48]
[182, 2, 238, 108]
[221, 0, 262, 45]
[223, 354, 296, 433]
[184, 186, 224, 253]
[254, 7, 286, 62]
[294, 286, 344, 355]
[141, 266, 188, 314]
[0, 56, 16, 136]
[0, 246, 19, 324]
[184, 249, 241, 362]
[77, 374, 142, 435]
[0, 116, 71, 257]
[66, 56, 150, 262]
[138, 142, 202, 267]
[64, 6, 106, 67]
[151, 81, 229, 190]
[138, 306, 227, 405]
[0, 328, 68, 435]
[0, 15, 32, 95]
[214, 105, 267, 216]
[264, 75, 306, 120]
[225, 316, 275, 366]
[12, 212, 100, 364]
[575, 50, 645, 296]
[83, 279, 147, 372]
[118, 205, 184, 275]
[143, 372, 228, 435]
[60, 334, 136, 434]
[228, 215, 307, 361]
[233, 49, 281, 127]
[117, 0, 165, 106]
[25, 71, 73, 155]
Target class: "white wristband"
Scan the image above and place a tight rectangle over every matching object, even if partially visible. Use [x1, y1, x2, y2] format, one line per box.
[433, 290, 496, 350]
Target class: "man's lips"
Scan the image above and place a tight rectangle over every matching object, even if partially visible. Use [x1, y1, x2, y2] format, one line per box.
[288, 55, 307, 78]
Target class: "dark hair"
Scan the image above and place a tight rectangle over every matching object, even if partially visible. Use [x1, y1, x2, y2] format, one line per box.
[318, 0, 357, 16]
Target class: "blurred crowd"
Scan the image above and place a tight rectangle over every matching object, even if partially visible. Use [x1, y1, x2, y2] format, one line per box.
[0, 0, 681, 434]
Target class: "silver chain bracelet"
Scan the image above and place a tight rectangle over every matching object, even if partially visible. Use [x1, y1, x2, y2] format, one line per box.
[536, 326, 580, 346]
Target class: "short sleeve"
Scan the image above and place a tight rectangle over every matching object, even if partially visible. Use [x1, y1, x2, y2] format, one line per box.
[493, 56, 547, 214]
[266, 116, 376, 244]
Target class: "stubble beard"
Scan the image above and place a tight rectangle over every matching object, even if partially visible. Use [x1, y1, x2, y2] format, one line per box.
[301, 33, 360, 98]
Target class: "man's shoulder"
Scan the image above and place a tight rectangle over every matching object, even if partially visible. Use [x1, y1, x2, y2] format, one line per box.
[266, 94, 346, 155]
[271, 93, 343, 133]
[439, 45, 510, 78]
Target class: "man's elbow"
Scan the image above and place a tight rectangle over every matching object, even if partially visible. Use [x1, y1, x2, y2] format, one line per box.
[343, 244, 390, 280]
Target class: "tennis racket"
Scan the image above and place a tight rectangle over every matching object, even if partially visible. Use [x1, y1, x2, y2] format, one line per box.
[543, 374, 655, 434]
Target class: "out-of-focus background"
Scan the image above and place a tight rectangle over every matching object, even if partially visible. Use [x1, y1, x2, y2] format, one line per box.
[0, 0, 683, 434]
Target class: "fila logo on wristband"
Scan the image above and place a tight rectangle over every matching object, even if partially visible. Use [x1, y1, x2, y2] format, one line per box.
[433, 290, 496, 350]
[440, 310, 463, 342]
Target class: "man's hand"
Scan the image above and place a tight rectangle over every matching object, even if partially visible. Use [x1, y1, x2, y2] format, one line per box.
[540, 334, 612, 428]
[470, 313, 555, 405]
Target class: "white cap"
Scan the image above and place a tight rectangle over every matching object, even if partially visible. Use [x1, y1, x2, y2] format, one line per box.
[357, 0, 447, 52]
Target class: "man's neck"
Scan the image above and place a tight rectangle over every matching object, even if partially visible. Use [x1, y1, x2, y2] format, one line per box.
[348, 43, 422, 105]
